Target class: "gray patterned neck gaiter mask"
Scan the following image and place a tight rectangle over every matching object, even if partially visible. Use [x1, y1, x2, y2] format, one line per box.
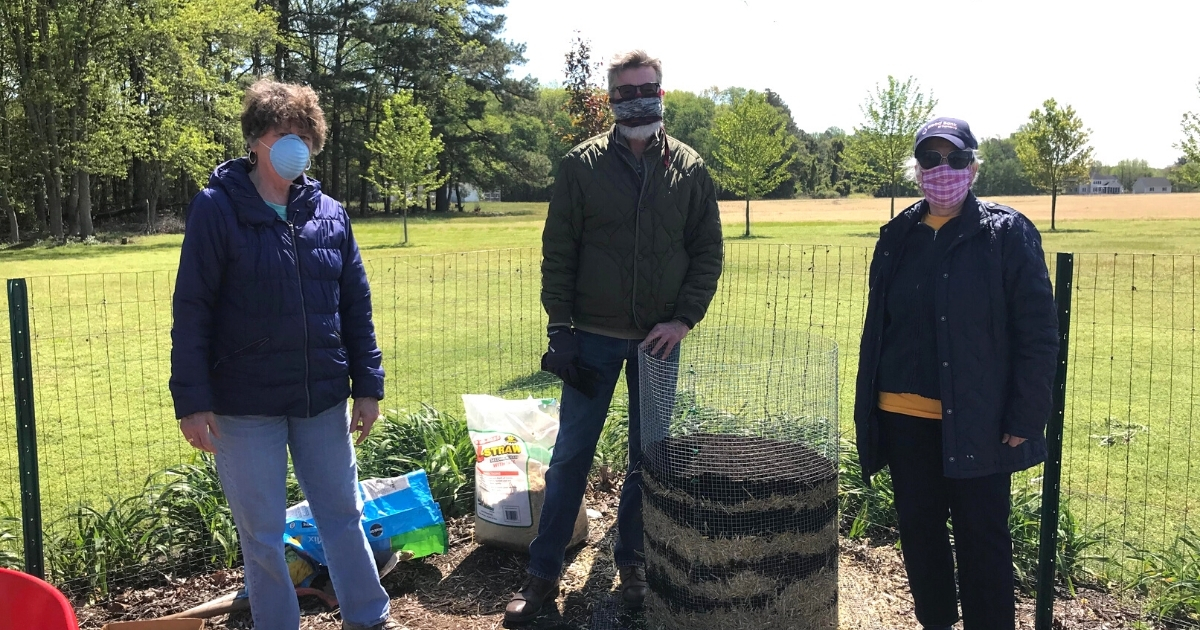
[611, 96, 664, 127]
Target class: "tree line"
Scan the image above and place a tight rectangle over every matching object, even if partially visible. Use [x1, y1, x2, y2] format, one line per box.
[0, 0, 540, 243]
[3, 4, 1200, 244]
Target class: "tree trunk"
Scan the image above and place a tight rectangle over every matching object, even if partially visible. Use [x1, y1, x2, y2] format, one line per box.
[77, 171, 94, 238]
[890, 174, 896, 218]
[435, 184, 449, 213]
[36, 8, 65, 242]
[329, 112, 341, 199]
[358, 157, 370, 216]
[251, 0, 263, 74]
[383, 191, 391, 215]
[744, 197, 750, 237]
[34, 177, 47, 232]
[1051, 188, 1058, 231]
[402, 204, 409, 244]
[0, 116, 18, 243]
[66, 170, 80, 237]
[102, 177, 114, 217]
[4, 203, 17, 244]
[453, 183, 464, 212]
[45, 166, 64, 241]
[344, 147, 351, 204]
[274, 0, 289, 79]
[0, 187, 17, 243]
[148, 164, 164, 232]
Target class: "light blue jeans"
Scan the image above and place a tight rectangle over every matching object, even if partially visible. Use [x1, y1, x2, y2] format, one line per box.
[213, 400, 390, 630]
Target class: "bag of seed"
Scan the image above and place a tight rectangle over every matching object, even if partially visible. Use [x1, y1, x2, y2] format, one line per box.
[463, 394, 588, 553]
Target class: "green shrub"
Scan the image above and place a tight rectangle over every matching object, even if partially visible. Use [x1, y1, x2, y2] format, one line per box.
[45, 495, 170, 599]
[32, 404, 487, 601]
[838, 438, 898, 539]
[1128, 526, 1200, 623]
[357, 405, 476, 517]
[1009, 479, 1108, 596]
[0, 510, 21, 570]
[145, 456, 239, 571]
[593, 403, 630, 490]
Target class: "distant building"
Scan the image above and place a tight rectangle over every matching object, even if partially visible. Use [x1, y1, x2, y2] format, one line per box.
[447, 184, 502, 204]
[1132, 177, 1172, 194]
[1071, 174, 1123, 195]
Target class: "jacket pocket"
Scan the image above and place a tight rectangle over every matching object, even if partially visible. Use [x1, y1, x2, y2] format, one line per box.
[212, 337, 270, 370]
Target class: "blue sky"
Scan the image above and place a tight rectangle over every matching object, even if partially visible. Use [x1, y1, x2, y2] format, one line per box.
[500, 0, 1200, 168]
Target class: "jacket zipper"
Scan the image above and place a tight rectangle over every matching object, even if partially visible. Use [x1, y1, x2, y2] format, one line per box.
[630, 153, 654, 331]
[288, 212, 312, 417]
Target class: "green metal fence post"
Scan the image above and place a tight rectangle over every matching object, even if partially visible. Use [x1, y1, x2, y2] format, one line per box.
[1035, 252, 1074, 630]
[7, 278, 43, 579]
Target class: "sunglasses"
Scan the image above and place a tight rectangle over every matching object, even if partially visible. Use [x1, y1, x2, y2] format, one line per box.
[611, 82, 661, 101]
[916, 149, 975, 170]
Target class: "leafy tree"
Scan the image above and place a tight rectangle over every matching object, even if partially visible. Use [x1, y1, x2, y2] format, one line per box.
[496, 87, 570, 202]
[124, 0, 274, 230]
[842, 76, 937, 217]
[663, 90, 716, 160]
[710, 90, 795, 237]
[1176, 80, 1200, 187]
[1015, 99, 1094, 231]
[793, 127, 851, 198]
[1114, 158, 1155, 192]
[364, 91, 445, 243]
[559, 34, 612, 147]
[0, 0, 538, 238]
[975, 136, 1037, 197]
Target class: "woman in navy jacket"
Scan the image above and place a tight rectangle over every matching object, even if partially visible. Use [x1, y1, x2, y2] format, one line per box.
[169, 80, 396, 630]
[854, 117, 1059, 630]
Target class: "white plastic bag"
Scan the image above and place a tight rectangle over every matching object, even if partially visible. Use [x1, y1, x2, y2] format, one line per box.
[463, 394, 588, 553]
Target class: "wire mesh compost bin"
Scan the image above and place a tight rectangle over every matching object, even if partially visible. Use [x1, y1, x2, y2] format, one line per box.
[638, 328, 838, 630]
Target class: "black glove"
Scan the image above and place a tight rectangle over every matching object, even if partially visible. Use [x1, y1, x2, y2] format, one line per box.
[541, 327, 598, 398]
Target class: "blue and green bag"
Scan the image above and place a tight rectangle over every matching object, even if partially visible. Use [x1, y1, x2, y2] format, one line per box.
[285, 469, 447, 567]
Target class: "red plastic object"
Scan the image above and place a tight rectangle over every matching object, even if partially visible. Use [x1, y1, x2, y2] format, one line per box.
[0, 567, 80, 630]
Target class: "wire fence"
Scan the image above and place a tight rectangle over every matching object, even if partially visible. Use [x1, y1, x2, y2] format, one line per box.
[639, 328, 840, 630]
[1060, 254, 1200, 571]
[1, 245, 1199, 626]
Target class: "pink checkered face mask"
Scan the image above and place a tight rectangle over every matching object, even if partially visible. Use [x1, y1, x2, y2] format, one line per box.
[919, 164, 974, 207]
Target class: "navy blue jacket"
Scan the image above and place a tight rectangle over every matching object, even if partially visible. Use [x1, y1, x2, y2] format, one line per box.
[854, 194, 1059, 480]
[169, 158, 384, 420]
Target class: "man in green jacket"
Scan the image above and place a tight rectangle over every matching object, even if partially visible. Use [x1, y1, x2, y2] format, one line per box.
[505, 50, 724, 625]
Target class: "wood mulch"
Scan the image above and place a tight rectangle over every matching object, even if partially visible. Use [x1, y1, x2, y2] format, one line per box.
[77, 487, 1158, 629]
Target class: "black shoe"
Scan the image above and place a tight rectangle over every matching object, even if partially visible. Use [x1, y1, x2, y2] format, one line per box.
[619, 566, 648, 609]
[504, 575, 560, 625]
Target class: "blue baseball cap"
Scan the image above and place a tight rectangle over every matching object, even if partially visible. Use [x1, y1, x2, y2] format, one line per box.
[914, 117, 978, 152]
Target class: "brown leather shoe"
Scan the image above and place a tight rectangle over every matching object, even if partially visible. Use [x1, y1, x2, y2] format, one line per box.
[619, 565, 648, 609]
[504, 575, 560, 625]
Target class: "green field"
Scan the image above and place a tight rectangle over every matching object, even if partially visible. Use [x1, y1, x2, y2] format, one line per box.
[0, 199, 1198, 574]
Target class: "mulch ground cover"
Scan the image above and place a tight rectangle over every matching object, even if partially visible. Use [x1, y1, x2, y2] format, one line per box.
[77, 486, 1154, 630]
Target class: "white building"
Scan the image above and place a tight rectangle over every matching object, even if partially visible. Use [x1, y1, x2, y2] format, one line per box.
[1132, 177, 1172, 194]
[1071, 174, 1124, 195]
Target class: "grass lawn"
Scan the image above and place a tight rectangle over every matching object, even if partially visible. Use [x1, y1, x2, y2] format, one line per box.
[0, 195, 1198, 572]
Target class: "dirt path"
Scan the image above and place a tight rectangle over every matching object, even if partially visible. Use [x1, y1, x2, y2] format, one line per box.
[77, 489, 1148, 630]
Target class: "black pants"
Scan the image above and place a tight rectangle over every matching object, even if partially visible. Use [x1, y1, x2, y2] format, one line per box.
[879, 410, 1015, 630]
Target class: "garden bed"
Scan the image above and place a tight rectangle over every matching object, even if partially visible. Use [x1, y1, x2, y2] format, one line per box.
[76, 486, 1151, 630]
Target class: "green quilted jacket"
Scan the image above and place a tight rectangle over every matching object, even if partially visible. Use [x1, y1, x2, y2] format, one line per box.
[541, 129, 724, 338]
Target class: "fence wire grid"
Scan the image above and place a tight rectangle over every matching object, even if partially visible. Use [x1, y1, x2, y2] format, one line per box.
[0, 245, 1197, 629]
[639, 328, 838, 630]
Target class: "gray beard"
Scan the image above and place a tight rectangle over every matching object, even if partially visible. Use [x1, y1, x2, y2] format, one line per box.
[617, 120, 662, 142]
